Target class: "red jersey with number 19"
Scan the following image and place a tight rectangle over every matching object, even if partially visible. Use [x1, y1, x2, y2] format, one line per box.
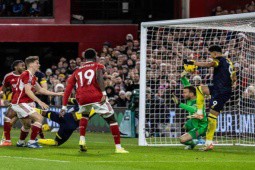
[63, 61, 105, 106]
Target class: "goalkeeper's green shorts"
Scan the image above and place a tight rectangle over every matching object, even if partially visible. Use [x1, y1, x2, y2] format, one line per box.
[184, 119, 207, 139]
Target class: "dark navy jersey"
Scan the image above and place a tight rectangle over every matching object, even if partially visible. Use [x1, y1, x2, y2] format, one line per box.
[212, 56, 234, 93]
[35, 71, 47, 85]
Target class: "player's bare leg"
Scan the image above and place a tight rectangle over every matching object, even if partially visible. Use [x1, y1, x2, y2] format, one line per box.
[180, 133, 198, 150]
[0, 107, 17, 146]
[104, 115, 129, 153]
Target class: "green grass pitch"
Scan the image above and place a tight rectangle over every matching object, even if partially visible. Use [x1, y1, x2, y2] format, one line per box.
[1, 128, 255, 170]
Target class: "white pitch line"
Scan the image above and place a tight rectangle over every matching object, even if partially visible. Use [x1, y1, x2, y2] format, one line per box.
[0, 156, 70, 163]
[78, 160, 255, 163]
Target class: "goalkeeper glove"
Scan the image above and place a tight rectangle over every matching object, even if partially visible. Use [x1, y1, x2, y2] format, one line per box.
[181, 70, 188, 78]
[183, 59, 195, 65]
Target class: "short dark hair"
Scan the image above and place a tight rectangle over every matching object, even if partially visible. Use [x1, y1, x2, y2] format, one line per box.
[83, 48, 96, 59]
[184, 86, 196, 96]
[208, 45, 222, 53]
[25, 56, 39, 67]
[11, 60, 24, 70]
[69, 59, 76, 64]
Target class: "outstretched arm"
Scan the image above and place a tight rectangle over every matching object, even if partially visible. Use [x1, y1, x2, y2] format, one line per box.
[180, 71, 190, 87]
[62, 74, 76, 107]
[179, 103, 197, 114]
[194, 61, 217, 68]
[183, 59, 218, 68]
[35, 83, 63, 96]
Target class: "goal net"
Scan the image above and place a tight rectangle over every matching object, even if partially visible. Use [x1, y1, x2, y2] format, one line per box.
[139, 13, 255, 146]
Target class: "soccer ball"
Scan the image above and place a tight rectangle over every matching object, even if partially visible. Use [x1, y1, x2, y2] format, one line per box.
[42, 124, 50, 132]
[184, 64, 198, 73]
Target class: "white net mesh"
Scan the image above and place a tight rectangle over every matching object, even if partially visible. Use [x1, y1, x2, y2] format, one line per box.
[140, 14, 255, 146]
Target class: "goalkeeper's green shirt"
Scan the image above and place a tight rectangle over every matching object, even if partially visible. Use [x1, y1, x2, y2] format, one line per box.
[179, 76, 207, 125]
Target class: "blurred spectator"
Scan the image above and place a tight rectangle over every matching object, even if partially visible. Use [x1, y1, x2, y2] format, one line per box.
[125, 91, 132, 105]
[126, 34, 133, 41]
[12, 0, 23, 16]
[58, 73, 66, 83]
[45, 68, 52, 80]
[29, 1, 40, 16]
[76, 57, 82, 66]
[115, 90, 127, 107]
[0, 0, 6, 16]
[52, 83, 64, 106]
[212, 2, 255, 16]
[106, 86, 115, 98]
[67, 59, 77, 75]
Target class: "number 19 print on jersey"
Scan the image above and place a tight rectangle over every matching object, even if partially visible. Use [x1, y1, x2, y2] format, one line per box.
[63, 61, 105, 106]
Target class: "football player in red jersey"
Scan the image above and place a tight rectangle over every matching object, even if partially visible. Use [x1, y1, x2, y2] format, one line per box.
[11, 56, 63, 148]
[0, 60, 25, 146]
[61, 49, 128, 153]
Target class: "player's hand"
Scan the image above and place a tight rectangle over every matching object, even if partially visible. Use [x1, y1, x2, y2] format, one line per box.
[183, 59, 194, 65]
[38, 101, 49, 110]
[171, 94, 179, 105]
[181, 70, 188, 77]
[100, 95, 106, 105]
[187, 113, 204, 120]
[56, 92, 64, 96]
[59, 107, 67, 117]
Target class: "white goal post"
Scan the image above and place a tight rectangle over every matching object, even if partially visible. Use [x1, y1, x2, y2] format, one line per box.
[139, 12, 255, 146]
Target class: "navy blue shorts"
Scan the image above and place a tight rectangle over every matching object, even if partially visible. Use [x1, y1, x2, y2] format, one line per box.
[208, 86, 231, 112]
[55, 129, 75, 146]
[47, 111, 79, 146]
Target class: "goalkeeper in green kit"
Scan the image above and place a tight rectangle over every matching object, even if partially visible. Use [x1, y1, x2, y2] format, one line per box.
[172, 71, 208, 149]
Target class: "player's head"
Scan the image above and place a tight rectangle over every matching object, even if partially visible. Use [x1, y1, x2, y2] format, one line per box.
[82, 48, 96, 61]
[25, 56, 40, 71]
[208, 45, 222, 58]
[11, 60, 25, 74]
[183, 86, 196, 100]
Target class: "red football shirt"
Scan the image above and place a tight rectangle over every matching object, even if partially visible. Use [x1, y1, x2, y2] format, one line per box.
[12, 70, 37, 104]
[2, 72, 20, 101]
[63, 61, 105, 106]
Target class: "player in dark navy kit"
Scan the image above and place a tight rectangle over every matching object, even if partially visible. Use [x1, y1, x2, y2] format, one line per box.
[35, 70, 48, 139]
[37, 98, 94, 146]
[183, 45, 236, 151]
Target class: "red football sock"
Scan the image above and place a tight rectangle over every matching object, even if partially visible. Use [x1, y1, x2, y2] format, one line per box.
[79, 117, 88, 136]
[30, 123, 42, 141]
[20, 127, 29, 140]
[38, 129, 45, 139]
[110, 123, 120, 145]
[4, 121, 11, 140]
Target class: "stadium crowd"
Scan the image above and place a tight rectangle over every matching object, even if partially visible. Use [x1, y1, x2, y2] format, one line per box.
[212, 1, 255, 16]
[0, 33, 140, 108]
[0, 0, 52, 17]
